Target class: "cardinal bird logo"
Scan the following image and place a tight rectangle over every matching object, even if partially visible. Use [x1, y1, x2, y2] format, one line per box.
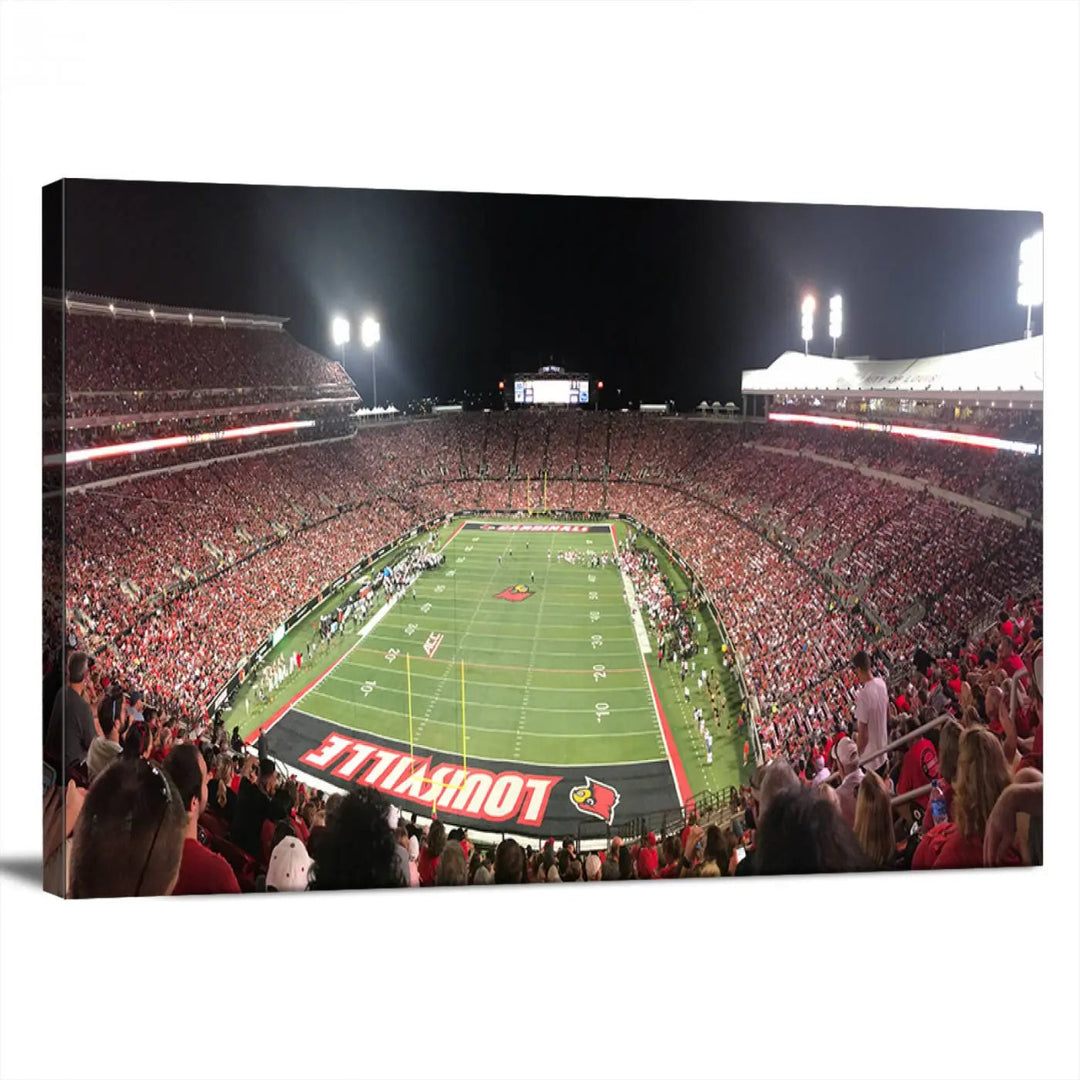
[495, 584, 533, 602]
[570, 777, 620, 825]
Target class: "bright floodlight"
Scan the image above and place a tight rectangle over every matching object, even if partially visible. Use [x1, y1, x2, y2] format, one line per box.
[332, 316, 351, 347]
[361, 316, 381, 349]
[829, 294, 843, 339]
[801, 295, 815, 347]
[1017, 231, 1043, 309]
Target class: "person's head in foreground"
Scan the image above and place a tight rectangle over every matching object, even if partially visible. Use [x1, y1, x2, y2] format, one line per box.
[754, 785, 871, 875]
[436, 841, 468, 885]
[311, 787, 406, 890]
[69, 756, 187, 898]
[493, 838, 525, 885]
[163, 743, 208, 824]
[853, 770, 895, 869]
[937, 718, 963, 786]
[953, 726, 1012, 842]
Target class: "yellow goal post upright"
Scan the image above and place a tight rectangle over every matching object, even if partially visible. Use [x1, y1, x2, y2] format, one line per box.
[405, 652, 469, 818]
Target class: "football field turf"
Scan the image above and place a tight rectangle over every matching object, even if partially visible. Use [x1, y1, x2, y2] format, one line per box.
[248, 518, 747, 839]
[309, 523, 667, 766]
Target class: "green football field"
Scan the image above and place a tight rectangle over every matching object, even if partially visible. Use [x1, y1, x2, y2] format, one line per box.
[234, 519, 748, 823]
[306, 523, 668, 767]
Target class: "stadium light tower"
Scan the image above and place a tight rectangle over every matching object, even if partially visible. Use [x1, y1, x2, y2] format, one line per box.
[801, 295, 816, 356]
[361, 316, 381, 408]
[829, 294, 843, 357]
[1017, 231, 1043, 339]
[331, 316, 350, 365]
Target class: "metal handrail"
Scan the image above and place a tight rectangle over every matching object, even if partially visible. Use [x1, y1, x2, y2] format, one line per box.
[824, 711, 952, 784]
[891, 782, 933, 808]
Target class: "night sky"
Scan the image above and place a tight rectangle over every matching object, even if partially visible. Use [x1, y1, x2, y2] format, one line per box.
[61, 180, 1041, 410]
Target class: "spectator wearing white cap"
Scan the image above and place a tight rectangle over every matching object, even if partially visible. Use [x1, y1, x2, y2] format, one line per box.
[266, 836, 312, 892]
[834, 736, 865, 829]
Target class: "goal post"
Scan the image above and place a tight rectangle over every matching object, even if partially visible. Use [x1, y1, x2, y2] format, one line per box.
[405, 652, 469, 817]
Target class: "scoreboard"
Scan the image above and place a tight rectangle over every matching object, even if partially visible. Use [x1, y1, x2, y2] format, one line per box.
[513, 378, 590, 405]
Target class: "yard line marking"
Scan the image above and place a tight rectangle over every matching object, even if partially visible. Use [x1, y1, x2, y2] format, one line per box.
[245, 584, 408, 745]
[336, 665, 649, 695]
[289, 710, 668, 768]
[414, 527, 517, 742]
[340, 650, 643, 677]
[301, 697, 661, 739]
[516, 532, 557, 757]
[322, 674, 656, 714]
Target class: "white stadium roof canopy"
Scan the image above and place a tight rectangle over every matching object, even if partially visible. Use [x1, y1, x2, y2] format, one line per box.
[742, 335, 1043, 404]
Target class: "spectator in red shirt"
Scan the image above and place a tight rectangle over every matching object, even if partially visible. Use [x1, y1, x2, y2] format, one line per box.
[164, 744, 240, 895]
[418, 821, 446, 886]
[658, 835, 683, 879]
[636, 832, 659, 879]
[895, 717, 940, 817]
[913, 727, 1018, 870]
[997, 636, 1024, 678]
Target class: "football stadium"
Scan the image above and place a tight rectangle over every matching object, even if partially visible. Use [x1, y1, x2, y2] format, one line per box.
[43, 199, 1045, 897]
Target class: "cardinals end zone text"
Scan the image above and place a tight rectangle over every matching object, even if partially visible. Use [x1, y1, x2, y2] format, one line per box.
[300, 732, 561, 827]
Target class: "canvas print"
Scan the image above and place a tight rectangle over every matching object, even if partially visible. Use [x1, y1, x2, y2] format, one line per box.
[42, 182, 1043, 897]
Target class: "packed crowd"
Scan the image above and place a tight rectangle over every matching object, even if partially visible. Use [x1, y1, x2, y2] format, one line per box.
[45, 325, 1047, 895]
[45, 602, 1043, 896]
[754, 422, 1042, 516]
[63, 401, 358, 453]
[64, 383, 357, 421]
[64, 312, 354, 396]
[60, 413, 1041, 754]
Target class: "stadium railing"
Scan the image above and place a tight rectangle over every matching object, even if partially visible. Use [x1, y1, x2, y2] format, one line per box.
[822, 711, 952, 786]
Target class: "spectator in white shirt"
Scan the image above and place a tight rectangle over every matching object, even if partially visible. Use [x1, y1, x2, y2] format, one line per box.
[853, 650, 889, 775]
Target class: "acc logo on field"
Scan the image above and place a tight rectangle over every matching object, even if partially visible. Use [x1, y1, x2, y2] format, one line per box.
[569, 776, 620, 825]
[495, 584, 533, 602]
